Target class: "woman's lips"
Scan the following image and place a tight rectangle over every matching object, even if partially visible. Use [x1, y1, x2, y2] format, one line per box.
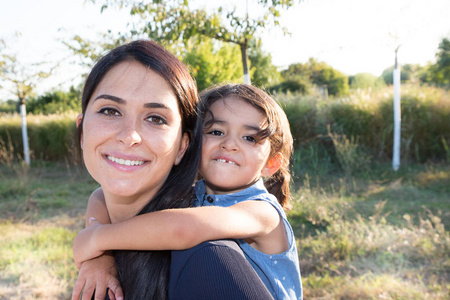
[107, 155, 145, 166]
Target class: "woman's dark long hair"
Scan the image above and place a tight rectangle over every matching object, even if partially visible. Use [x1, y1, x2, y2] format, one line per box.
[77, 40, 202, 299]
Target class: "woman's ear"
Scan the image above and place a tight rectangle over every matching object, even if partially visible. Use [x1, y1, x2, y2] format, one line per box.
[262, 153, 283, 177]
[174, 132, 190, 165]
[76, 114, 84, 149]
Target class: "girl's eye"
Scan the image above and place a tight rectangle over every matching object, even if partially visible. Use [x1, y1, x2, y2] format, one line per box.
[244, 136, 256, 143]
[99, 107, 120, 116]
[147, 116, 167, 125]
[206, 129, 223, 136]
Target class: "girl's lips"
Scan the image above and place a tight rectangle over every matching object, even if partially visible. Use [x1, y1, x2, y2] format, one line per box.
[214, 156, 239, 166]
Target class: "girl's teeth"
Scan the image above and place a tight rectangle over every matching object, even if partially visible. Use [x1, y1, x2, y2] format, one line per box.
[107, 155, 145, 166]
[216, 158, 237, 165]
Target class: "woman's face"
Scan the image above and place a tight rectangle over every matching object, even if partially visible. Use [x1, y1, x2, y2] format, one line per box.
[78, 60, 189, 204]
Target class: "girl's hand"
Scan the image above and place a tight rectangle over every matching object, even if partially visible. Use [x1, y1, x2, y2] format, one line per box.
[73, 217, 105, 269]
[72, 253, 123, 300]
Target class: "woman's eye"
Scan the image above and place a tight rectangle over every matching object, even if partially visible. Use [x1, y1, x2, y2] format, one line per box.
[207, 130, 223, 136]
[147, 116, 167, 125]
[99, 107, 120, 116]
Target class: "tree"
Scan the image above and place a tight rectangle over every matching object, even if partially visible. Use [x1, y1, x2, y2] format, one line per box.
[349, 73, 386, 89]
[90, 0, 301, 84]
[0, 43, 54, 164]
[281, 58, 349, 96]
[183, 37, 243, 91]
[248, 39, 281, 88]
[27, 87, 81, 115]
[62, 31, 130, 78]
[433, 37, 450, 85]
[0, 99, 18, 113]
[381, 64, 423, 85]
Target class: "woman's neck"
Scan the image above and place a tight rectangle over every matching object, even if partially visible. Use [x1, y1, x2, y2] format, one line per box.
[103, 190, 157, 223]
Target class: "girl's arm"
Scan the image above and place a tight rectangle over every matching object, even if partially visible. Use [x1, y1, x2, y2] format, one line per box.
[84, 187, 111, 226]
[73, 200, 286, 267]
[72, 188, 123, 300]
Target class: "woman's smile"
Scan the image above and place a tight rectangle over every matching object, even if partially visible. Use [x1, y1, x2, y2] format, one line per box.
[79, 60, 188, 201]
[106, 155, 146, 167]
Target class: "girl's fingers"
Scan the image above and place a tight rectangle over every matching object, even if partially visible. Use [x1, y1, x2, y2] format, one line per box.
[71, 276, 85, 300]
[108, 277, 124, 300]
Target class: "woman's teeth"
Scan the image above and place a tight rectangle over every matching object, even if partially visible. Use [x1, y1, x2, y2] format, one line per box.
[216, 158, 237, 165]
[107, 155, 145, 166]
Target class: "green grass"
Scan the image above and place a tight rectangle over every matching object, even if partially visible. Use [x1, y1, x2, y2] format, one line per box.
[0, 161, 448, 299]
[289, 162, 450, 299]
[0, 162, 98, 299]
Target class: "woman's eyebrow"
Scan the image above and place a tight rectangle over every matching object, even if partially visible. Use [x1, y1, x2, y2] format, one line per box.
[144, 102, 169, 109]
[93, 94, 169, 109]
[94, 94, 125, 104]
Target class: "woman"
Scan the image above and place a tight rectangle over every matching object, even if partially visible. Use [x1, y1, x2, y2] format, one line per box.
[74, 40, 273, 299]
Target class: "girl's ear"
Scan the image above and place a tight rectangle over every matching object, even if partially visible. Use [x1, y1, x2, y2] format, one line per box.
[174, 132, 189, 166]
[76, 114, 84, 149]
[262, 153, 283, 177]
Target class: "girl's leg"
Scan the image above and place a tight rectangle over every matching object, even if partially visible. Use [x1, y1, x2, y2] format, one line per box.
[169, 240, 274, 300]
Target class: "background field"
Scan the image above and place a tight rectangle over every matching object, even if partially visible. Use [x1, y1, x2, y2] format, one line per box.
[0, 86, 449, 299]
[0, 161, 448, 299]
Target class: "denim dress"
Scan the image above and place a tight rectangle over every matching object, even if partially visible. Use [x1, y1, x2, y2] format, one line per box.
[193, 179, 303, 300]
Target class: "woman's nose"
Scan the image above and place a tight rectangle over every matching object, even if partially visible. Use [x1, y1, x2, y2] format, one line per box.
[117, 121, 142, 147]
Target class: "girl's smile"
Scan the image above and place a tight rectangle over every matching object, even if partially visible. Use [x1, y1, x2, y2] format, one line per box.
[200, 97, 272, 195]
[213, 155, 239, 166]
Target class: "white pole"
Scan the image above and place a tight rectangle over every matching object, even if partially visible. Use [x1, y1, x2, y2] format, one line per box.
[392, 48, 401, 171]
[20, 103, 30, 165]
[243, 73, 251, 85]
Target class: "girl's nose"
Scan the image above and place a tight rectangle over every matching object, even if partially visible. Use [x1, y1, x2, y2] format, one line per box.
[117, 121, 142, 147]
[220, 136, 238, 152]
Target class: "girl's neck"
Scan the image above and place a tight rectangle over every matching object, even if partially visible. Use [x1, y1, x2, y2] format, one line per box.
[204, 178, 260, 195]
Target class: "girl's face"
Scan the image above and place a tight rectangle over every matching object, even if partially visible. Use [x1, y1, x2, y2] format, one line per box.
[200, 97, 272, 194]
[78, 60, 189, 205]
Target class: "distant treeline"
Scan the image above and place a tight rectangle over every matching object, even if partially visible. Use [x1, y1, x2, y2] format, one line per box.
[1, 85, 448, 170]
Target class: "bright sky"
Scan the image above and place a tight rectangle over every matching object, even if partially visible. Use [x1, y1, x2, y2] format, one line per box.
[1, 0, 449, 99]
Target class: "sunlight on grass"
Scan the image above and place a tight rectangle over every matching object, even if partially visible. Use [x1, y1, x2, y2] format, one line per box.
[289, 163, 450, 299]
[0, 222, 78, 299]
[0, 158, 448, 298]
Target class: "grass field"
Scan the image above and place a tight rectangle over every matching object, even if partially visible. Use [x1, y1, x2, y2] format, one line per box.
[0, 161, 448, 299]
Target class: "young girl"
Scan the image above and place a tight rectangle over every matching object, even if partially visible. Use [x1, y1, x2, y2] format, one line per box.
[74, 84, 303, 299]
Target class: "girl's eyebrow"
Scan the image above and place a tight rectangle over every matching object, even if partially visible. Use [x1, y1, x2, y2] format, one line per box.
[212, 119, 260, 132]
[244, 124, 261, 132]
[93, 94, 169, 109]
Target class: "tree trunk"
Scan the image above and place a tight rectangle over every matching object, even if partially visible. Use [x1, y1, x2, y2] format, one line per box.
[240, 41, 251, 85]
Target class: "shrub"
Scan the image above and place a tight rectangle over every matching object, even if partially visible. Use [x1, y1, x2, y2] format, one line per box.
[0, 113, 79, 163]
[26, 88, 81, 115]
[281, 84, 450, 168]
[268, 76, 310, 94]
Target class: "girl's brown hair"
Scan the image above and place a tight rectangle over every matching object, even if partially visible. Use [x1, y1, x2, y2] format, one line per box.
[200, 84, 293, 210]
